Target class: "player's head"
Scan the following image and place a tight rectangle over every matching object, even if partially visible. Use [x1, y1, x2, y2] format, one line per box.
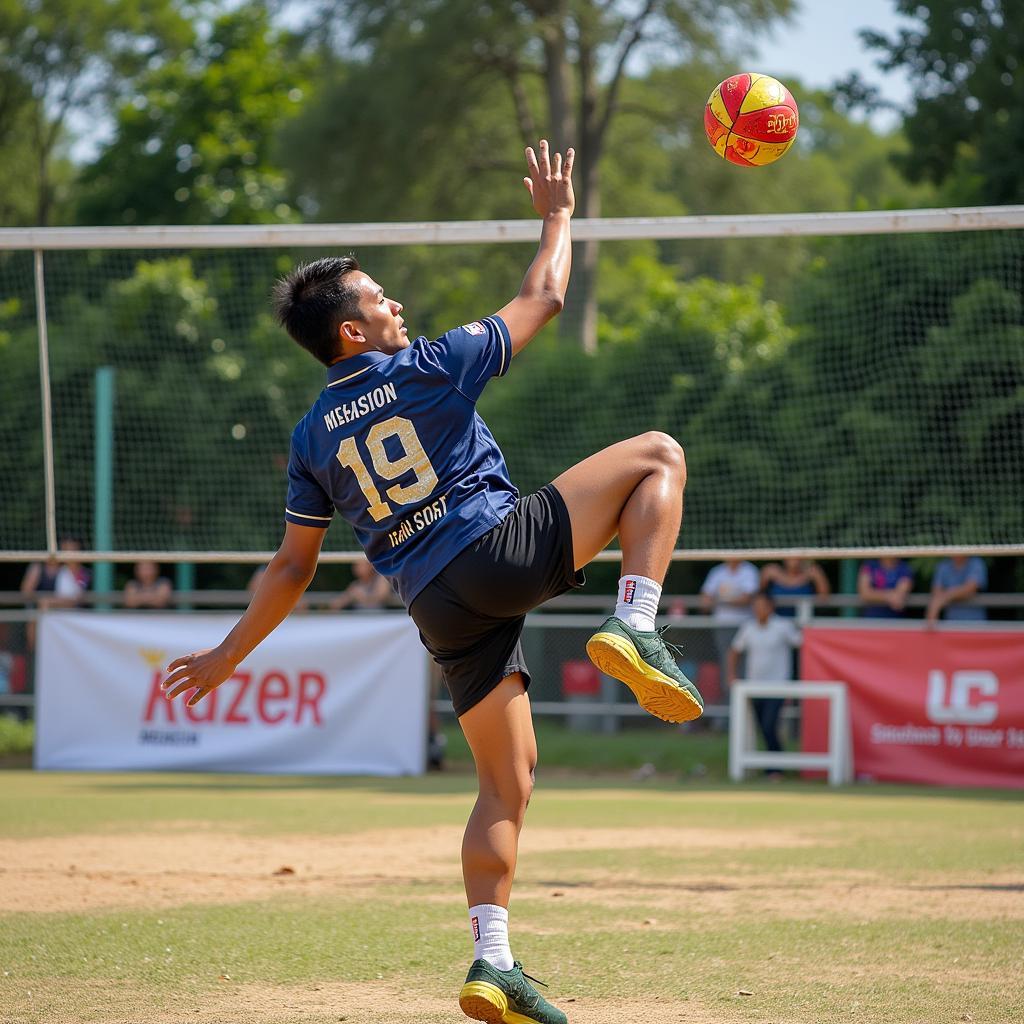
[272, 255, 408, 365]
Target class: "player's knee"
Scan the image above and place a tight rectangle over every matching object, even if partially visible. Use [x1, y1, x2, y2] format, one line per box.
[645, 431, 686, 481]
[507, 767, 534, 821]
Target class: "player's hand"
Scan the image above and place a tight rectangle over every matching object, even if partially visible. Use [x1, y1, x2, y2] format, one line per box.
[524, 139, 574, 218]
[161, 647, 238, 707]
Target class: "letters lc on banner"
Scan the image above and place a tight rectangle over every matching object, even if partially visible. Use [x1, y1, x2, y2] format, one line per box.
[801, 626, 1024, 788]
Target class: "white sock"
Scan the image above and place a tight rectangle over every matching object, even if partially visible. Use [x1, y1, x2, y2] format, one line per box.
[615, 574, 662, 632]
[469, 903, 513, 970]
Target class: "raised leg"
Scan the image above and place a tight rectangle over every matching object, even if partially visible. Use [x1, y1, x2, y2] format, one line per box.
[550, 430, 686, 577]
[552, 432, 703, 724]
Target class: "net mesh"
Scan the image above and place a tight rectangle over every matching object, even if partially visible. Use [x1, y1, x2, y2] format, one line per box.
[1, 223, 1022, 555]
[0, 251, 45, 551]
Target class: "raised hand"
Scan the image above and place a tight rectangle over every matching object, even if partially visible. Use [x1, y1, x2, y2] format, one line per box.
[523, 139, 575, 219]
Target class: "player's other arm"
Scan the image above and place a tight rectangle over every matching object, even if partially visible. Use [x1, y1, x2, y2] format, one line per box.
[496, 139, 575, 358]
[162, 522, 324, 706]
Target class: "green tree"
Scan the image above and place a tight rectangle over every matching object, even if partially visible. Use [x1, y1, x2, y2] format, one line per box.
[76, 3, 312, 225]
[0, 0, 191, 224]
[838, 0, 1024, 203]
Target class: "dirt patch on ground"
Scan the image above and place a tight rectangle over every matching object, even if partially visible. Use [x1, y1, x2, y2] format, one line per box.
[2, 978, 779, 1024]
[0, 823, 815, 914]
[509, 868, 1024, 923]
[1, 822, 1019, 924]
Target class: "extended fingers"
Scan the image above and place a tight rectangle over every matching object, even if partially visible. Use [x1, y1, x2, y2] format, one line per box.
[164, 677, 198, 700]
[525, 146, 540, 180]
[563, 147, 575, 178]
[553, 151, 562, 176]
[538, 138, 550, 178]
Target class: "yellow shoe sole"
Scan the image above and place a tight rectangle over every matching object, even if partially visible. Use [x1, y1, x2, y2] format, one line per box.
[459, 981, 539, 1024]
[586, 631, 703, 723]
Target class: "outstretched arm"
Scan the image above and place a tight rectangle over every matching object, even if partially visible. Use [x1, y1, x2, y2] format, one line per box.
[496, 139, 575, 357]
[162, 521, 325, 706]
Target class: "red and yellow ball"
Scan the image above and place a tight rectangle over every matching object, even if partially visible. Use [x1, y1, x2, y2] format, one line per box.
[704, 73, 799, 167]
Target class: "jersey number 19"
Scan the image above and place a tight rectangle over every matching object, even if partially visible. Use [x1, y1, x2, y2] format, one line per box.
[335, 415, 439, 523]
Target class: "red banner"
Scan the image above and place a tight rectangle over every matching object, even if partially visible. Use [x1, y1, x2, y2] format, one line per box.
[801, 626, 1024, 788]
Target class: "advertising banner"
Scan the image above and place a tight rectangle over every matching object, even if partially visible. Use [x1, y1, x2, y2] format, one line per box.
[36, 612, 429, 775]
[801, 626, 1024, 788]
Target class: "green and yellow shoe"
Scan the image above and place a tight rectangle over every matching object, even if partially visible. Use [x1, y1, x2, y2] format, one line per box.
[586, 615, 704, 723]
[459, 959, 567, 1024]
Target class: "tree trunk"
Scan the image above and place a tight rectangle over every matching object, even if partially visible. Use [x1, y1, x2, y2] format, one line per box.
[540, 2, 574, 151]
[560, 30, 600, 353]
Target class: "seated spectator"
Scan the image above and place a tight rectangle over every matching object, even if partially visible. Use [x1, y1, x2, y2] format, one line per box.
[124, 560, 173, 609]
[20, 537, 87, 610]
[761, 557, 830, 617]
[328, 557, 393, 611]
[858, 557, 913, 618]
[926, 556, 988, 624]
[727, 592, 801, 770]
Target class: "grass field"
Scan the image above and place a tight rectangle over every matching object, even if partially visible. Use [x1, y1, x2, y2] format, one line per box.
[1, 760, 1021, 1024]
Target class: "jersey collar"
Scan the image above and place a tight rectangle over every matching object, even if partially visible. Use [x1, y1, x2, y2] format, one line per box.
[326, 350, 391, 388]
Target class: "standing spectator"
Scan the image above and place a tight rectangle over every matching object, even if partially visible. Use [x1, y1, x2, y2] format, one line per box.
[124, 561, 173, 609]
[700, 558, 760, 703]
[926, 556, 988, 624]
[727, 593, 802, 772]
[858, 557, 913, 618]
[760, 557, 830, 618]
[328, 557, 393, 611]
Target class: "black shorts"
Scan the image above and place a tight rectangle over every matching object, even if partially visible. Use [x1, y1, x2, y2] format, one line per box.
[408, 484, 585, 716]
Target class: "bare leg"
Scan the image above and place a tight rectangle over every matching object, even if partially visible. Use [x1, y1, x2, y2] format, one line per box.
[458, 673, 537, 907]
[551, 431, 686, 576]
[552, 432, 702, 724]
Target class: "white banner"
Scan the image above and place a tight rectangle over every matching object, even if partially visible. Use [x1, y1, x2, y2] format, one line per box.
[36, 612, 429, 775]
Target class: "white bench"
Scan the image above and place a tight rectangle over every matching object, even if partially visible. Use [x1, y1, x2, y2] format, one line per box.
[728, 680, 853, 786]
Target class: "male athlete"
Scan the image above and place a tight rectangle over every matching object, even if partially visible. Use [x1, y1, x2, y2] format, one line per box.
[162, 140, 703, 1024]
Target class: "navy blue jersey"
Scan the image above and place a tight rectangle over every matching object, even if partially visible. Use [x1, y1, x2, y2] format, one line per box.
[285, 315, 518, 606]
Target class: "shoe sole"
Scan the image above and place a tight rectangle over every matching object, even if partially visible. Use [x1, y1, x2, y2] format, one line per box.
[586, 631, 703, 723]
[459, 981, 541, 1024]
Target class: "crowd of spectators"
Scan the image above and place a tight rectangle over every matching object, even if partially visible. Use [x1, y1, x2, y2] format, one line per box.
[0, 547, 1006, 775]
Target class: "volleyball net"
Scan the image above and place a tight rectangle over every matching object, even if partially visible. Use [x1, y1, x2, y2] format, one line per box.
[1, 206, 1022, 563]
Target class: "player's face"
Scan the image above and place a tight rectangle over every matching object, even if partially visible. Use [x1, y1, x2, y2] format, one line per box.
[344, 272, 409, 354]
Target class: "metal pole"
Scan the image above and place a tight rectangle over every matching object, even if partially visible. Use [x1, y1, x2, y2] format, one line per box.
[93, 367, 115, 601]
[175, 561, 195, 611]
[33, 250, 57, 555]
[840, 559, 858, 618]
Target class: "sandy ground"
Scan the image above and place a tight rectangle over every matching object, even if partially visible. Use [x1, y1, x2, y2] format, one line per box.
[2, 821, 1020, 924]
[3, 977, 757, 1024]
[2, 821, 1020, 1024]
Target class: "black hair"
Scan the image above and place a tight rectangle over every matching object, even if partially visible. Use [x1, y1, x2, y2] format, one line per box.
[272, 255, 363, 366]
